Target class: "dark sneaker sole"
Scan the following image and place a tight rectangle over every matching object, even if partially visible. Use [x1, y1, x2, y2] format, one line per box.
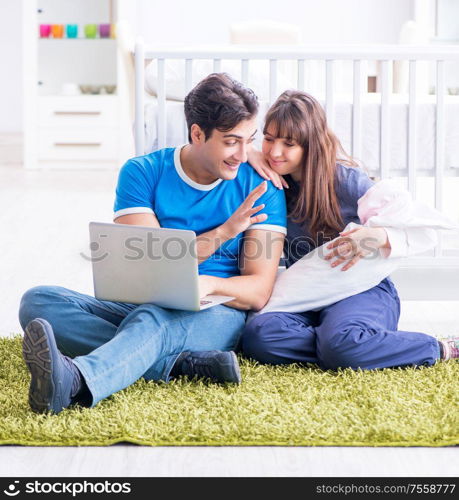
[219, 351, 242, 384]
[22, 319, 56, 413]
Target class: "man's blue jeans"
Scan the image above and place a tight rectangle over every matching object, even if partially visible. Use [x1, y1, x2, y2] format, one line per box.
[19, 286, 247, 407]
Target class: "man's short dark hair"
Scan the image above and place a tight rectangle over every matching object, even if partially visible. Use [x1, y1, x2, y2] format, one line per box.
[184, 73, 259, 142]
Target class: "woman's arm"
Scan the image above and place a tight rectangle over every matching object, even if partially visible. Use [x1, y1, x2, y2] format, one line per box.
[324, 225, 390, 271]
[324, 224, 441, 271]
[324, 175, 451, 270]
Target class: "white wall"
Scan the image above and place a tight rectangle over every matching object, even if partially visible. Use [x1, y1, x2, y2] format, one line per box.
[0, 0, 415, 134]
[135, 0, 413, 45]
[0, 0, 23, 132]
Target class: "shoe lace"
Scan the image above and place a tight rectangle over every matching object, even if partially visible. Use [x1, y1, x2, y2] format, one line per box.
[189, 359, 214, 379]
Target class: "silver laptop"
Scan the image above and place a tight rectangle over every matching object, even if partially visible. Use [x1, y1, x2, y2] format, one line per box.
[88, 222, 234, 311]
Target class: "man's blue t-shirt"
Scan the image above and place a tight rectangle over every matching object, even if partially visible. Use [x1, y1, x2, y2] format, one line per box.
[113, 146, 287, 278]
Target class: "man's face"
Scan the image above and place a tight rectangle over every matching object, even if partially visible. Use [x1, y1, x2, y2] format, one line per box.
[196, 117, 258, 181]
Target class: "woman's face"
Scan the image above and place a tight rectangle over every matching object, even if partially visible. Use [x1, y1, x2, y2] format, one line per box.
[262, 123, 304, 180]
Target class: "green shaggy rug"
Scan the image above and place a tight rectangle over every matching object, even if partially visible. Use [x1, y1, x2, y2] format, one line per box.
[1, 336, 458, 447]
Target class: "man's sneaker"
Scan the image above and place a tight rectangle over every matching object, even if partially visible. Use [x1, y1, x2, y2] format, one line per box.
[439, 337, 459, 361]
[22, 318, 83, 414]
[172, 350, 241, 384]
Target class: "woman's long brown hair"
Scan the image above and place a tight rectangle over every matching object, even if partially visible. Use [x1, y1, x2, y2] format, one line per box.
[263, 90, 358, 240]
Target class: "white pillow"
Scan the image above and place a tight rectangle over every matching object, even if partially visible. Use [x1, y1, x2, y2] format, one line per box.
[255, 179, 457, 315]
[257, 222, 402, 314]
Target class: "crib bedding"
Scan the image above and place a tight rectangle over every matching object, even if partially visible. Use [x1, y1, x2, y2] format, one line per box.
[143, 94, 459, 173]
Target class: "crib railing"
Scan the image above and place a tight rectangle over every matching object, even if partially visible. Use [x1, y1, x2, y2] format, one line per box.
[135, 43, 459, 298]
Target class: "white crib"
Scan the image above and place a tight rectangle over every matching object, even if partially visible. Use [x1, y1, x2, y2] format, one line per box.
[134, 42, 459, 300]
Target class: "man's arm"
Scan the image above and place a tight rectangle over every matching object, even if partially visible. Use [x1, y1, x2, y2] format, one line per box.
[115, 212, 231, 263]
[114, 212, 161, 227]
[199, 229, 285, 311]
[115, 181, 270, 264]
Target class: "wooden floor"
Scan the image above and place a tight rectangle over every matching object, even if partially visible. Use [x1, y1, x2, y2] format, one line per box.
[0, 163, 457, 477]
[1, 446, 457, 477]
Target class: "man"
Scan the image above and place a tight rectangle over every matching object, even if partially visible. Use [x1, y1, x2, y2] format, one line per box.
[18, 73, 286, 414]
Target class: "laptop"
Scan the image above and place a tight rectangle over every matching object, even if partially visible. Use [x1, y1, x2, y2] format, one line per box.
[88, 222, 234, 311]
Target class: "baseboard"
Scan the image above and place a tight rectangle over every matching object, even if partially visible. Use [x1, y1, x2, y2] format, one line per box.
[0, 133, 23, 164]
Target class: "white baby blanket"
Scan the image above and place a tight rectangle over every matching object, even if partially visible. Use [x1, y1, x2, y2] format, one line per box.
[256, 179, 457, 315]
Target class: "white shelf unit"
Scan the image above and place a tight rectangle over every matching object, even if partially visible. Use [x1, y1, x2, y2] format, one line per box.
[23, 0, 134, 169]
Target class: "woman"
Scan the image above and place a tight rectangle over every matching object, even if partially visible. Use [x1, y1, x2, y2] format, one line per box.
[242, 90, 458, 369]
